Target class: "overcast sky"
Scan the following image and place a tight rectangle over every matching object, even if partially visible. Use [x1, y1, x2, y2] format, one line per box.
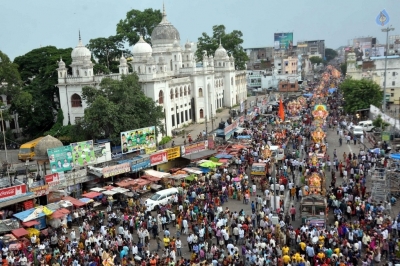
[1, 0, 399, 60]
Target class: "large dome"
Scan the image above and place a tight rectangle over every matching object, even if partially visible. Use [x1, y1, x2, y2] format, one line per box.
[132, 35, 153, 55]
[33, 135, 63, 160]
[151, 6, 180, 46]
[71, 37, 91, 61]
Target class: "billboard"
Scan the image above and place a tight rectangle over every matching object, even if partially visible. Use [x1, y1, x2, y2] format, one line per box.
[371, 46, 385, 57]
[70, 140, 96, 167]
[47, 146, 73, 173]
[166, 147, 181, 160]
[93, 142, 112, 164]
[274, 32, 293, 50]
[120, 126, 156, 154]
[353, 37, 376, 61]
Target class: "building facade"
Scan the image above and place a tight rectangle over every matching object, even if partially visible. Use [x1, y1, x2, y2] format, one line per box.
[57, 7, 247, 136]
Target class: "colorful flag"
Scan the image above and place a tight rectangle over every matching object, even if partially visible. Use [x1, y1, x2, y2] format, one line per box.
[278, 99, 285, 121]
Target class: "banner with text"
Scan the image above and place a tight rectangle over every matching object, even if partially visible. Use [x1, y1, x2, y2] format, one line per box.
[47, 146, 73, 173]
[93, 142, 112, 164]
[120, 126, 156, 155]
[30, 185, 50, 197]
[150, 151, 168, 166]
[0, 184, 27, 200]
[181, 141, 208, 156]
[102, 163, 131, 178]
[70, 140, 96, 167]
[224, 120, 239, 135]
[166, 147, 181, 160]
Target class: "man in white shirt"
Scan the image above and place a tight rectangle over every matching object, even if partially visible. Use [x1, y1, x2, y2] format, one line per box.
[175, 237, 182, 256]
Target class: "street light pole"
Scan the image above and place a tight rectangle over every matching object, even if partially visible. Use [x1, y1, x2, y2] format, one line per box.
[382, 26, 395, 111]
[0, 108, 10, 184]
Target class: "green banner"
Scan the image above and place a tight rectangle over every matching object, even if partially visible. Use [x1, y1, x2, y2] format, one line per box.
[47, 146, 73, 173]
[382, 131, 390, 141]
[120, 126, 157, 154]
[70, 140, 96, 167]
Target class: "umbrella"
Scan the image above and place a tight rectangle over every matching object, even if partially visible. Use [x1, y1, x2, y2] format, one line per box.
[199, 161, 222, 168]
[328, 88, 337, 94]
[303, 93, 313, 97]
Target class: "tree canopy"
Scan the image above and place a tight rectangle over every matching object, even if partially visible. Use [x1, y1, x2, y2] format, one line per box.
[309, 56, 325, 65]
[195, 25, 249, 70]
[325, 48, 338, 62]
[116, 8, 162, 46]
[77, 73, 164, 143]
[13, 46, 73, 137]
[340, 78, 382, 113]
[0, 51, 22, 91]
[87, 35, 130, 73]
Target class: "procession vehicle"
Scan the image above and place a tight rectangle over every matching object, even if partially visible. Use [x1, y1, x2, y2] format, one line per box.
[250, 162, 268, 184]
[300, 194, 327, 228]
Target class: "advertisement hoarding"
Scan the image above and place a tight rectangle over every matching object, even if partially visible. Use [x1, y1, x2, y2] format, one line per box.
[0, 184, 27, 200]
[70, 140, 96, 167]
[224, 120, 239, 135]
[47, 146, 73, 173]
[93, 142, 112, 164]
[120, 126, 156, 154]
[353, 37, 376, 61]
[30, 185, 50, 197]
[150, 151, 168, 166]
[181, 141, 208, 156]
[371, 46, 385, 57]
[166, 147, 181, 160]
[274, 32, 293, 50]
[102, 163, 131, 178]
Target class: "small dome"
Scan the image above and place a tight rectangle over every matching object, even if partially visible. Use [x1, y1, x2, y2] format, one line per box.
[173, 38, 180, 48]
[33, 135, 63, 160]
[229, 54, 234, 61]
[185, 41, 191, 50]
[215, 43, 228, 58]
[71, 39, 91, 61]
[132, 36, 153, 56]
[120, 53, 127, 64]
[58, 58, 66, 68]
[158, 55, 165, 64]
[151, 6, 180, 46]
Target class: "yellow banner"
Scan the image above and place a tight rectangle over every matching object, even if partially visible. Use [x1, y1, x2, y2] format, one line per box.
[166, 147, 181, 160]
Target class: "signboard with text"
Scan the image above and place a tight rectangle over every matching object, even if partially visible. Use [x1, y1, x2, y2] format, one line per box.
[120, 126, 156, 154]
[166, 147, 181, 160]
[30, 185, 50, 197]
[70, 140, 96, 167]
[47, 146, 73, 173]
[274, 32, 293, 50]
[224, 120, 239, 135]
[181, 141, 208, 156]
[131, 159, 151, 173]
[102, 163, 131, 178]
[150, 151, 168, 166]
[0, 184, 27, 200]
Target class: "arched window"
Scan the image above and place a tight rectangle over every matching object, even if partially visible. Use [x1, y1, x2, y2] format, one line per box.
[174, 55, 177, 61]
[59, 72, 62, 78]
[76, 70, 79, 76]
[175, 88, 178, 98]
[180, 87, 183, 97]
[184, 86, 187, 96]
[187, 55, 189, 61]
[71, 94, 82, 107]
[188, 85, 191, 95]
[231, 77, 233, 85]
[158, 90, 164, 104]
[170, 89, 174, 99]
[199, 88, 203, 97]
[200, 109, 204, 119]
[85, 71, 87, 76]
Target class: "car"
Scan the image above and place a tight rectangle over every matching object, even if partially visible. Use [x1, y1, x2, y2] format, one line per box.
[145, 188, 179, 211]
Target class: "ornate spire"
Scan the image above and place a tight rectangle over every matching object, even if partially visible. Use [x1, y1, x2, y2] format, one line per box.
[79, 30, 81, 41]
[160, 2, 169, 24]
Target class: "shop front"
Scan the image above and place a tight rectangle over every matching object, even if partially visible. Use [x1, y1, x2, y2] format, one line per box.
[181, 140, 216, 161]
[102, 163, 131, 180]
[0, 184, 35, 211]
[156, 147, 183, 172]
[216, 120, 239, 140]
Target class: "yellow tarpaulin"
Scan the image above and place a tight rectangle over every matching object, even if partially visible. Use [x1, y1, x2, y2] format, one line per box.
[26, 227, 40, 238]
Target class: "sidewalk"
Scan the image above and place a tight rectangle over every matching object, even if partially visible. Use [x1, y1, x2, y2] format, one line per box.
[169, 96, 258, 147]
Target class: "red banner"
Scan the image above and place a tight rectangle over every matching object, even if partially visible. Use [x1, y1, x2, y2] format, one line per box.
[23, 200, 34, 210]
[150, 151, 168, 166]
[207, 136, 215, 150]
[45, 173, 59, 183]
[224, 120, 238, 135]
[182, 141, 207, 156]
[0, 184, 27, 200]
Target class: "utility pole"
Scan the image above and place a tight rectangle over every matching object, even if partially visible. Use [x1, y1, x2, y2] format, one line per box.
[382, 26, 395, 111]
[205, 115, 208, 136]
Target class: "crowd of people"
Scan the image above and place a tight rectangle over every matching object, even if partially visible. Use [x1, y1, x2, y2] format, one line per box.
[1, 65, 399, 266]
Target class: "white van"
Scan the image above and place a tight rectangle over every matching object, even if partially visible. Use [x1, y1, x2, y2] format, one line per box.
[352, 126, 364, 137]
[270, 145, 285, 161]
[145, 188, 179, 211]
[358, 120, 374, 132]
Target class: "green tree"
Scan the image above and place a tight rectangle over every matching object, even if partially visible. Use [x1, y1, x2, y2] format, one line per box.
[340, 78, 383, 113]
[116, 8, 162, 45]
[325, 48, 338, 62]
[0, 51, 22, 91]
[372, 115, 390, 130]
[76, 73, 164, 142]
[87, 35, 130, 73]
[309, 56, 324, 65]
[13, 46, 73, 137]
[340, 63, 347, 76]
[195, 25, 249, 70]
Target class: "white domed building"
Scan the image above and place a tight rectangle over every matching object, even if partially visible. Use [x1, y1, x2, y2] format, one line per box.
[57, 6, 247, 136]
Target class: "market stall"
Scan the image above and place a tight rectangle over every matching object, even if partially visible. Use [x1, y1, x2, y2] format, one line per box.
[62, 196, 86, 208]
[81, 191, 102, 199]
[144, 170, 171, 179]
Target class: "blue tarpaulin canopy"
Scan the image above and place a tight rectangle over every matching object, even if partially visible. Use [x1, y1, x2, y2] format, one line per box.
[236, 135, 251, 139]
[328, 88, 337, 94]
[370, 148, 381, 155]
[79, 198, 92, 203]
[215, 154, 233, 159]
[391, 153, 400, 160]
[14, 208, 47, 222]
[303, 93, 313, 97]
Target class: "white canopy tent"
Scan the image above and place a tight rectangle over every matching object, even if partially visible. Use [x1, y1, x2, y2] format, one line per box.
[144, 170, 171, 179]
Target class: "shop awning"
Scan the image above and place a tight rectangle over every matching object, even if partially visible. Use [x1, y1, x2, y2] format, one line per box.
[182, 150, 216, 161]
[102, 190, 118, 196]
[144, 170, 171, 179]
[90, 187, 105, 192]
[22, 220, 40, 227]
[14, 206, 53, 222]
[11, 228, 29, 238]
[103, 185, 115, 190]
[79, 198, 93, 204]
[141, 175, 161, 182]
[235, 127, 245, 134]
[62, 196, 86, 207]
[81, 191, 102, 199]
[182, 168, 203, 175]
[51, 208, 70, 219]
[111, 187, 129, 194]
[0, 192, 36, 209]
